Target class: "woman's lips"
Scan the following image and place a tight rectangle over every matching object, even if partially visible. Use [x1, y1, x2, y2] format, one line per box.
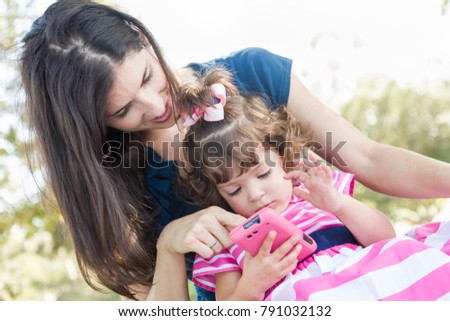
[152, 102, 172, 123]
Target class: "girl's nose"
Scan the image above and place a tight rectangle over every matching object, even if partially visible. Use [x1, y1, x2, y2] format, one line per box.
[248, 187, 265, 202]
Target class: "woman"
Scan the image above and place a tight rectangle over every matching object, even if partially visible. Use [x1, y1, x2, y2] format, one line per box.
[19, 1, 450, 300]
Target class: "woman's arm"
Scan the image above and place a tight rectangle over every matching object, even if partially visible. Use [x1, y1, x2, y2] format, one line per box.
[147, 241, 189, 300]
[287, 74, 450, 198]
[142, 206, 246, 300]
[129, 251, 189, 301]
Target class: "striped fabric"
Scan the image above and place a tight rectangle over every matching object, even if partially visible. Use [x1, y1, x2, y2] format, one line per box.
[192, 170, 450, 300]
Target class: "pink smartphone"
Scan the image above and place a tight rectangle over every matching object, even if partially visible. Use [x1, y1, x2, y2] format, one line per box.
[229, 207, 317, 261]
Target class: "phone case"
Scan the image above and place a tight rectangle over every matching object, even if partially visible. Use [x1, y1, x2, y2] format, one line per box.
[229, 207, 317, 261]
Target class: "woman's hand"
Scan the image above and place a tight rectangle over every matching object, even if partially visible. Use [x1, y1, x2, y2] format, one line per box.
[148, 206, 245, 300]
[158, 206, 246, 258]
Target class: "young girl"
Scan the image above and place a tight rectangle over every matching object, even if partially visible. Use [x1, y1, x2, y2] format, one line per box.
[178, 68, 450, 301]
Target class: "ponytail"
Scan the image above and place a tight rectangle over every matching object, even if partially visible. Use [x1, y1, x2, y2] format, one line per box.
[176, 67, 239, 119]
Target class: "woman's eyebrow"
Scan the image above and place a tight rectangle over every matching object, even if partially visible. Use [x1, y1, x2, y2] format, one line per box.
[110, 65, 149, 116]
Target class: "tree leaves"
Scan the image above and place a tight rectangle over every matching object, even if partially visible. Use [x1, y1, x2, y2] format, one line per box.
[340, 77, 449, 225]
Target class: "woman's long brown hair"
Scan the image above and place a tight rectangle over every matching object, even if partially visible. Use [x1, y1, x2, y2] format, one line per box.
[19, 1, 179, 299]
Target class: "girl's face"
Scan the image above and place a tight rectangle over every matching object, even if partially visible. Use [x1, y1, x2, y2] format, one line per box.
[105, 48, 175, 133]
[217, 149, 293, 217]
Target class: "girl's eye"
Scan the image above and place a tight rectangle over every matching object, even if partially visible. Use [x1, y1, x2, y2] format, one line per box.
[229, 187, 241, 197]
[258, 169, 272, 179]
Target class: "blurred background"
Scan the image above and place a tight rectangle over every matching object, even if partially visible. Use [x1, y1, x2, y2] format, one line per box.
[1, 0, 449, 300]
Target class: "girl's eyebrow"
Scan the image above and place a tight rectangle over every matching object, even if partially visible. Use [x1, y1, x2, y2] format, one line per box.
[221, 162, 264, 188]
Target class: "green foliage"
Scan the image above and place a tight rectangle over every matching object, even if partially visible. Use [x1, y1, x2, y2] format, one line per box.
[443, 0, 449, 15]
[0, 0, 120, 301]
[340, 77, 450, 226]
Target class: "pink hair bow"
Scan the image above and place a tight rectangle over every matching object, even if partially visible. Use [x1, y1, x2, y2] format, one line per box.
[183, 83, 226, 126]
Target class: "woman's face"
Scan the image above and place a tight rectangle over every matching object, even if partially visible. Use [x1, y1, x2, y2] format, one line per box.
[105, 48, 175, 133]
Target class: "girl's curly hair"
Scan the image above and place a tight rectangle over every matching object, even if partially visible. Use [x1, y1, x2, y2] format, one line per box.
[177, 67, 312, 209]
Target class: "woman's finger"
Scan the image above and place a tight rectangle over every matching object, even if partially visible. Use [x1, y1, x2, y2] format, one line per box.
[160, 206, 246, 258]
[213, 207, 247, 231]
[208, 207, 247, 248]
[192, 238, 215, 259]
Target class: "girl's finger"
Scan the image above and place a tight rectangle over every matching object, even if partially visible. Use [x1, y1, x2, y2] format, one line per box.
[258, 231, 277, 255]
[316, 164, 327, 179]
[279, 243, 302, 269]
[293, 187, 311, 201]
[304, 153, 321, 168]
[280, 244, 302, 275]
[272, 234, 300, 259]
[324, 165, 333, 181]
[284, 170, 309, 184]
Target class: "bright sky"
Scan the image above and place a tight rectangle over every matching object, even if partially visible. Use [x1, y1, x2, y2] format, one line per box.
[30, 0, 450, 106]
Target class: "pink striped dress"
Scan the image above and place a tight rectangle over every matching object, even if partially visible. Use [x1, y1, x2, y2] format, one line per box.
[192, 171, 450, 300]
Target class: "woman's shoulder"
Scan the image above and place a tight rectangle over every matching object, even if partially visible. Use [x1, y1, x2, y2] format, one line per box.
[186, 47, 291, 73]
[226, 47, 281, 61]
[186, 48, 292, 106]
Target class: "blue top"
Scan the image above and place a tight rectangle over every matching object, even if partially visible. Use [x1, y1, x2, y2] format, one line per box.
[145, 47, 293, 234]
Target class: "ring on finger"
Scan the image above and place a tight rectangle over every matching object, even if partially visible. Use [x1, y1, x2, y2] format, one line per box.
[206, 239, 218, 248]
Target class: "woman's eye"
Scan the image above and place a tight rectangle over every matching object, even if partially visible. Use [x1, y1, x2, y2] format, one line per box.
[116, 106, 129, 119]
[229, 187, 241, 197]
[258, 169, 272, 179]
[143, 70, 153, 85]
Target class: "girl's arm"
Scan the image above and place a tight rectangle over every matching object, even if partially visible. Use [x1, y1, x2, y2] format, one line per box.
[331, 193, 396, 246]
[286, 165, 395, 247]
[287, 74, 450, 198]
[215, 232, 301, 301]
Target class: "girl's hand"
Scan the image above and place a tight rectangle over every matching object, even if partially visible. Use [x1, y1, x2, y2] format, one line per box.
[157, 206, 246, 258]
[240, 231, 302, 299]
[285, 162, 344, 213]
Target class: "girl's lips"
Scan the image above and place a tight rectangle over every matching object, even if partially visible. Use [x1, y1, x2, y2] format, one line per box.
[152, 103, 172, 123]
[256, 202, 273, 213]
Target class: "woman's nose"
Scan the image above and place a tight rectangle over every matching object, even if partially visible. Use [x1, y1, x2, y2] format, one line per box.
[135, 89, 163, 114]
